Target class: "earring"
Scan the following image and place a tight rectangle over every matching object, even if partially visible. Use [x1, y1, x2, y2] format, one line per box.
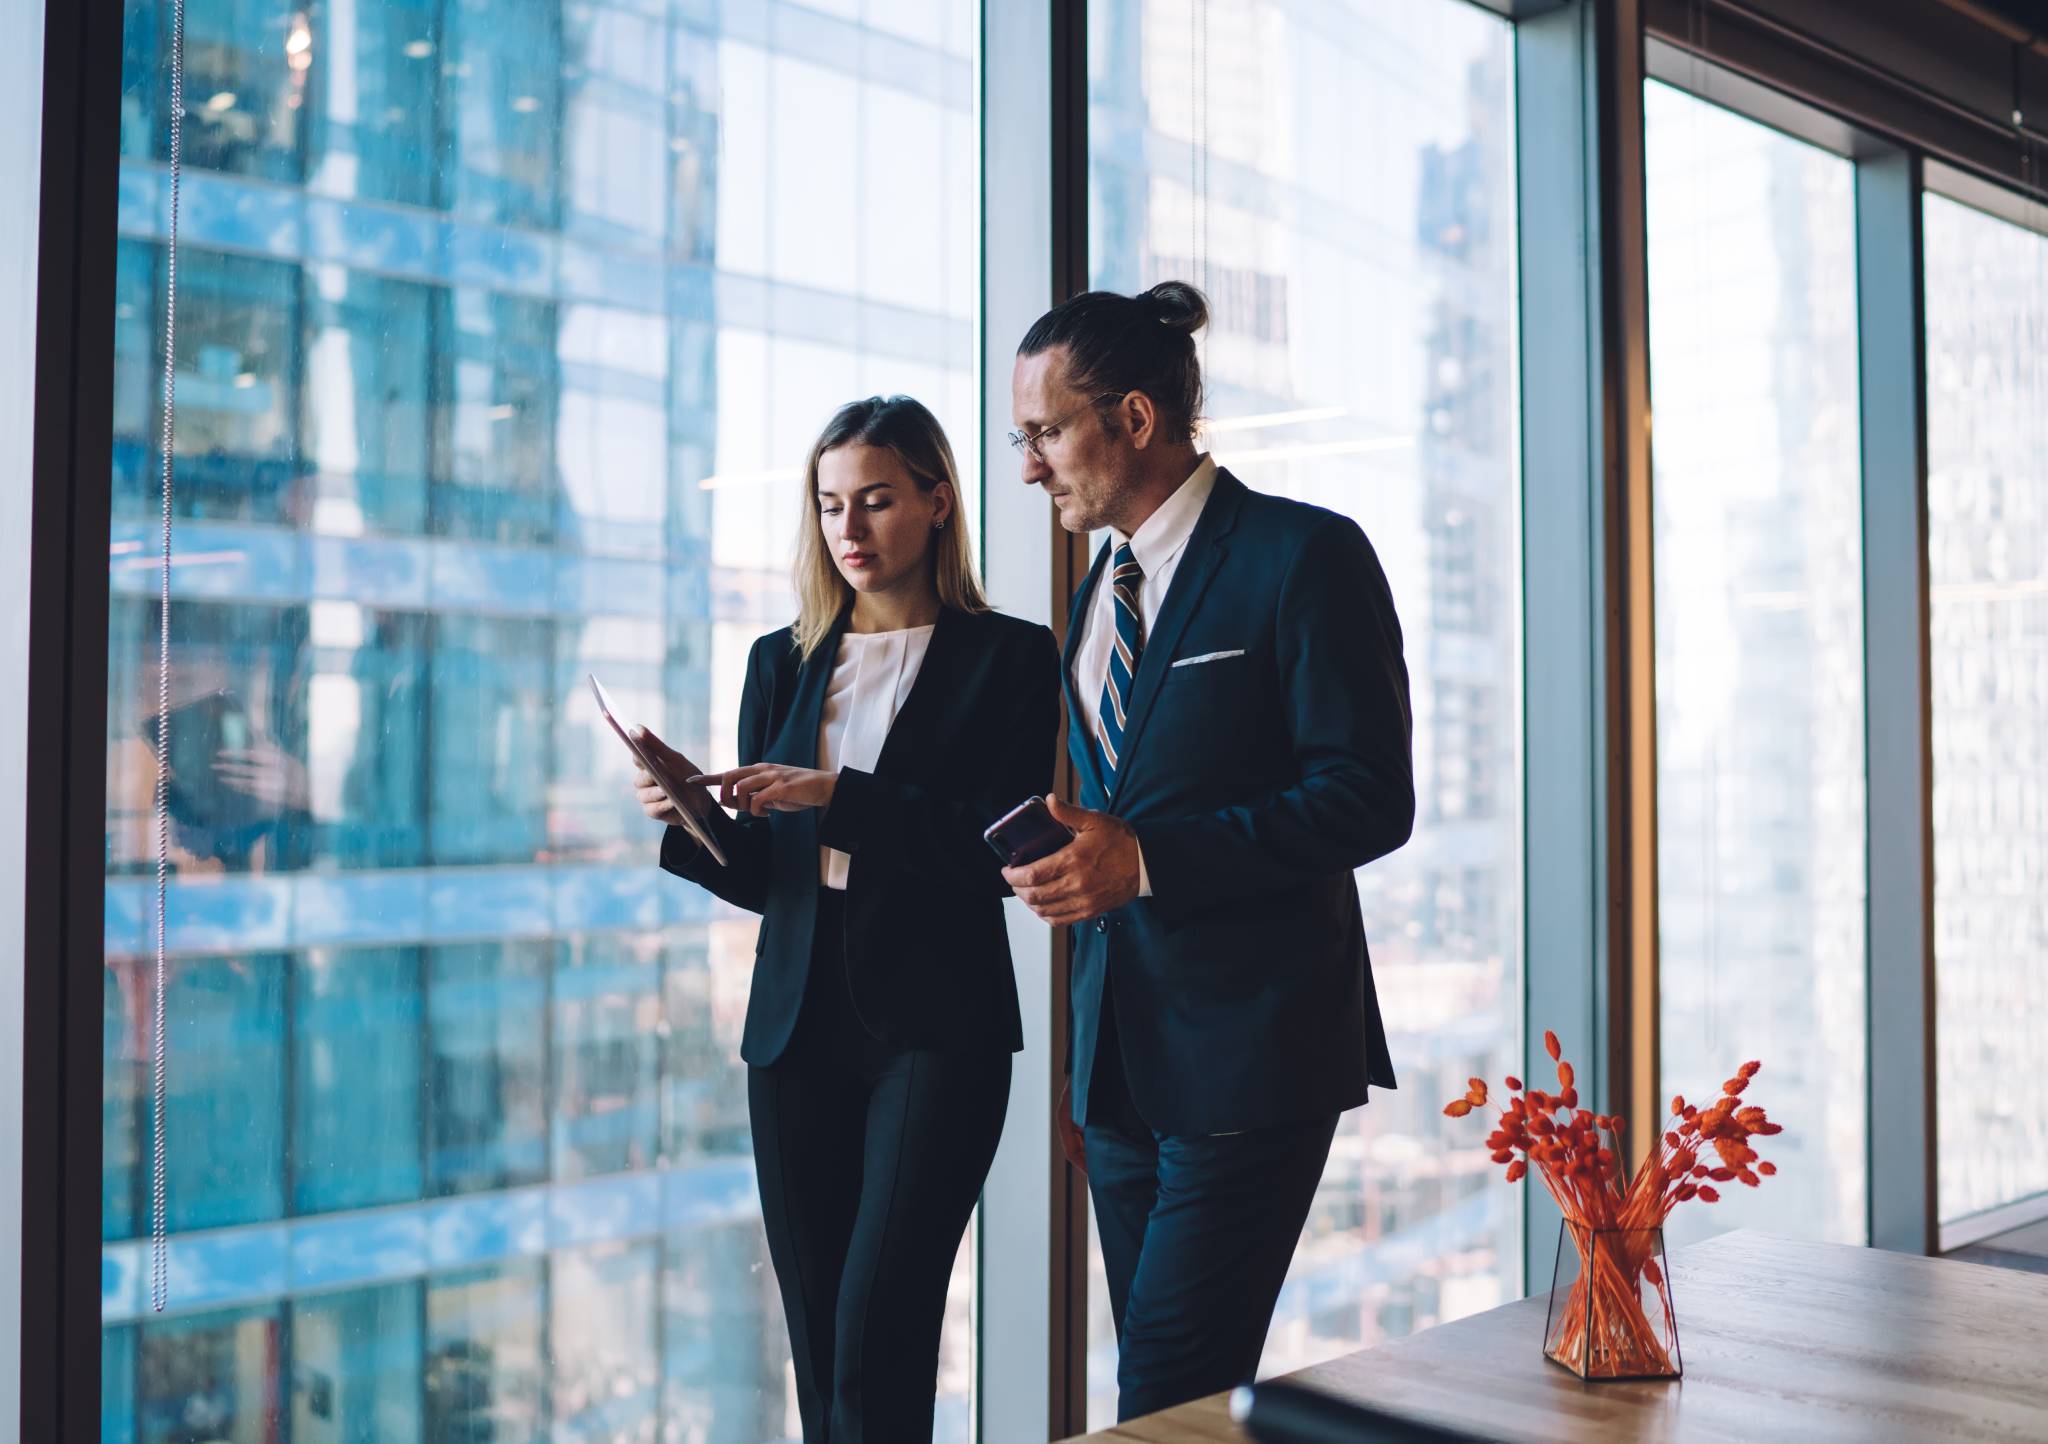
[934, 518, 947, 531]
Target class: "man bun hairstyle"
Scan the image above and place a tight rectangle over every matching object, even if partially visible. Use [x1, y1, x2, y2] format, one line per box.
[1018, 280, 1209, 445]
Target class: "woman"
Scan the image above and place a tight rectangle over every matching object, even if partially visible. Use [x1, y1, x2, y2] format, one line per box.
[630, 395, 1059, 1443]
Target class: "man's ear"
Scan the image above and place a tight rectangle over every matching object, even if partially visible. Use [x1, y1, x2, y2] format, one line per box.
[1120, 391, 1162, 450]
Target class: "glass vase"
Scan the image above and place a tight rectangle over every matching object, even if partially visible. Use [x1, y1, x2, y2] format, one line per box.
[1542, 1220, 1682, 1380]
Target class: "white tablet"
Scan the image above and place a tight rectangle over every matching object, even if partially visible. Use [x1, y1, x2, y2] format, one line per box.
[589, 673, 728, 868]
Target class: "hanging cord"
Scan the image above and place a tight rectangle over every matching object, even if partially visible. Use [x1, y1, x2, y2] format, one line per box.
[150, 0, 187, 1317]
[1191, 0, 1208, 376]
[1188, 0, 1197, 284]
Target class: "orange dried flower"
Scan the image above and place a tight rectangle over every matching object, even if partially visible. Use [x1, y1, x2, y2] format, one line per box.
[1670, 1094, 1687, 1115]
[1505, 1075, 1523, 1092]
[1722, 1076, 1749, 1096]
[1758, 1161, 1776, 1176]
[1444, 1099, 1473, 1118]
[1557, 1061, 1575, 1090]
[1506, 1160, 1526, 1182]
[1740, 1060, 1761, 1078]
[1698, 1185, 1721, 1203]
[1544, 1030, 1561, 1061]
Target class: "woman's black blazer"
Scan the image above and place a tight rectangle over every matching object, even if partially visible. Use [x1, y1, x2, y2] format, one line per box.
[661, 604, 1061, 1064]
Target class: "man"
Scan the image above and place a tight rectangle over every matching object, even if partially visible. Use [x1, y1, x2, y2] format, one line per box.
[1002, 281, 1413, 1421]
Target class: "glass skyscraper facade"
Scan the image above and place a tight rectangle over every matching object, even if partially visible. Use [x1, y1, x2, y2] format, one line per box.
[100, 2, 979, 1440]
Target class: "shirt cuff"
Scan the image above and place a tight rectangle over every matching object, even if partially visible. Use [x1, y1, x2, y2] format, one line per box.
[1136, 838, 1152, 898]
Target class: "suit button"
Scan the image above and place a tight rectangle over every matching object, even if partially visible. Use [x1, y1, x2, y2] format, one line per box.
[1095, 918, 1110, 934]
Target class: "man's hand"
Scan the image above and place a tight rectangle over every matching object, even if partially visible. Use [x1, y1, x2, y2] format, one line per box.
[690, 763, 838, 817]
[1001, 795, 1139, 926]
[211, 736, 308, 814]
[1057, 1075, 1087, 1176]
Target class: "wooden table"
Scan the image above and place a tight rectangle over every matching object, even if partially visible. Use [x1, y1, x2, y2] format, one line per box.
[1065, 1230, 2048, 1442]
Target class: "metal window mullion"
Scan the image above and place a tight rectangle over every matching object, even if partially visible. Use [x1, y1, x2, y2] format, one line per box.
[1512, 0, 1655, 1297]
[1855, 148, 1937, 1256]
[974, 0, 1086, 1437]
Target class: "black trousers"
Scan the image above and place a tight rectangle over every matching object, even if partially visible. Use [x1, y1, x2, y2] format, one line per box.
[748, 890, 1011, 1444]
[1083, 989, 1340, 1422]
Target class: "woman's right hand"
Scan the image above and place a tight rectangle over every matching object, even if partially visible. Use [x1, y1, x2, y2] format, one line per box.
[629, 726, 706, 827]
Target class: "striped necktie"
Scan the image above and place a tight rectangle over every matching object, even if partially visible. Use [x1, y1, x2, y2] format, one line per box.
[1096, 541, 1144, 776]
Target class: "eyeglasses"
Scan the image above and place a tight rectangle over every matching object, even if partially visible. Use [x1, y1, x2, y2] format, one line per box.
[1007, 392, 1128, 463]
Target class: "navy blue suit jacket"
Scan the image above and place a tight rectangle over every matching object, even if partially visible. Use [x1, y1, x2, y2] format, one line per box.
[663, 604, 1060, 1064]
[1066, 468, 1412, 1135]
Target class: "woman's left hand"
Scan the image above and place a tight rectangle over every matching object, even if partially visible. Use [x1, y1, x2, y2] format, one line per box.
[687, 763, 838, 816]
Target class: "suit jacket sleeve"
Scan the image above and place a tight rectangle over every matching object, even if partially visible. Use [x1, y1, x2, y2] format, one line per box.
[816, 625, 1060, 898]
[659, 633, 775, 913]
[1134, 514, 1414, 923]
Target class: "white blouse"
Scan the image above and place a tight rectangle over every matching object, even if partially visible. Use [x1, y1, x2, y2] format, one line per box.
[817, 623, 934, 889]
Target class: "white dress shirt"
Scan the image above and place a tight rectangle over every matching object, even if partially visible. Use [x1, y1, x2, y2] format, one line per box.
[1069, 455, 1219, 896]
[816, 623, 934, 889]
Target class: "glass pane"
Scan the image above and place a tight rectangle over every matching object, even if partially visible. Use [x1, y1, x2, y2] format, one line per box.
[426, 1262, 547, 1443]
[102, 0, 981, 1438]
[136, 1303, 283, 1444]
[1643, 80, 1868, 1246]
[1925, 190, 2048, 1226]
[293, 948, 423, 1214]
[426, 942, 551, 1195]
[552, 1242, 661, 1443]
[1085, 1, 1522, 1424]
[290, 1283, 424, 1443]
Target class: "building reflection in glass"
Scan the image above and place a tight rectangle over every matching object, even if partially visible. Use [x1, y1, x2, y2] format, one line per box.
[101, 0, 979, 1439]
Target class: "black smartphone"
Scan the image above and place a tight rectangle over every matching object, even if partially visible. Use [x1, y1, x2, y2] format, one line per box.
[984, 795, 1074, 867]
[141, 689, 269, 831]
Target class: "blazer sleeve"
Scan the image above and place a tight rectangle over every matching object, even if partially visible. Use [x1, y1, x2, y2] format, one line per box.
[816, 624, 1060, 898]
[1134, 513, 1415, 923]
[659, 633, 775, 913]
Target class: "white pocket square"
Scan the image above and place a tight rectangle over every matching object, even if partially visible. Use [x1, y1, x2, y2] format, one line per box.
[1171, 649, 1246, 669]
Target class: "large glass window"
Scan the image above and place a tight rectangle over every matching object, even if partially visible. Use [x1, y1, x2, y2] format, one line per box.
[1086, 0, 1522, 1421]
[1925, 189, 2048, 1228]
[102, 1, 980, 1437]
[1643, 80, 1868, 1247]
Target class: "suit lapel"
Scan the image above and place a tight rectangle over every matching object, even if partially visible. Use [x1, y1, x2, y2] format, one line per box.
[1107, 470, 1245, 807]
[1063, 538, 1112, 805]
[788, 605, 854, 769]
[872, 604, 962, 777]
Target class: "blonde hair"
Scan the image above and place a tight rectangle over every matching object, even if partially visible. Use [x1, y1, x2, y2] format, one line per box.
[792, 396, 988, 661]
